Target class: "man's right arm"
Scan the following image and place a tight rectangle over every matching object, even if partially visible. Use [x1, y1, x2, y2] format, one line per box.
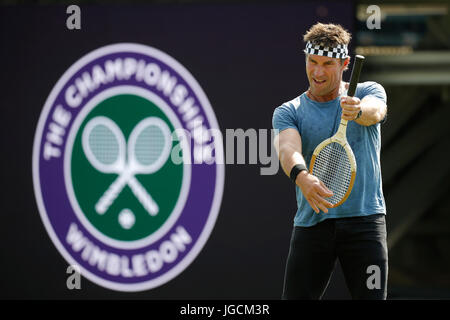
[274, 128, 334, 214]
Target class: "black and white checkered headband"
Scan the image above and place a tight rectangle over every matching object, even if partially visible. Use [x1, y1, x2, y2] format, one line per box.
[304, 41, 348, 59]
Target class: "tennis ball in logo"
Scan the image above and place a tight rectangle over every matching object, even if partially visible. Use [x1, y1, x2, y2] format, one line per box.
[70, 94, 183, 242]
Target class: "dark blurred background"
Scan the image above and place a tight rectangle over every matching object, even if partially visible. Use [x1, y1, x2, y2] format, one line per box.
[0, 0, 449, 299]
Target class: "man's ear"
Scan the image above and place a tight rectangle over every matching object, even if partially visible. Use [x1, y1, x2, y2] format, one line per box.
[343, 57, 350, 69]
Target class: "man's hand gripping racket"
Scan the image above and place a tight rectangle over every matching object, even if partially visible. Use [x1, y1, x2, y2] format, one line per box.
[307, 55, 365, 213]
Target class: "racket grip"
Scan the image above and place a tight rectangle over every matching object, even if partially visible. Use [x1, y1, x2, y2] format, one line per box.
[347, 55, 365, 97]
[128, 177, 159, 216]
[95, 175, 128, 214]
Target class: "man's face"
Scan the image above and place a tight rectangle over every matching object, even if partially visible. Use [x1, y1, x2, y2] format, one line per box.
[306, 54, 348, 98]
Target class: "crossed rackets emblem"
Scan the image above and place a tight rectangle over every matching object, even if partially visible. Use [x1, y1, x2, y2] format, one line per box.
[82, 116, 172, 217]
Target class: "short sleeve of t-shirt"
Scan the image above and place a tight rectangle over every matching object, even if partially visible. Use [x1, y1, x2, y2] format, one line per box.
[357, 81, 387, 105]
[272, 100, 300, 134]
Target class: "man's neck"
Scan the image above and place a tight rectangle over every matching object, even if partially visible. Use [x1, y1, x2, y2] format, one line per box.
[306, 81, 345, 102]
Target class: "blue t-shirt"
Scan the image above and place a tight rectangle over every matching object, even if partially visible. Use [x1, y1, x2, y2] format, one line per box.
[272, 81, 387, 227]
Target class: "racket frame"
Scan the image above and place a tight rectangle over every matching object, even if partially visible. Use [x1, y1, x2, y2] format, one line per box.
[309, 118, 357, 208]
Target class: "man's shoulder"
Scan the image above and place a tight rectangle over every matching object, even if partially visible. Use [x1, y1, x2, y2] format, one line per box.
[272, 93, 305, 126]
[277, 93, 305, 111]
[357, 81, 387, 102]
[358, 81, 384, 89]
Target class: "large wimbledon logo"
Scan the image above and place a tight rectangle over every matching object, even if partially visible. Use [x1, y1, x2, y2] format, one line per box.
[32, 43, 224, 291]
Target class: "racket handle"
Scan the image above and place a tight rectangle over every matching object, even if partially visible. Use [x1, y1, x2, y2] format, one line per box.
[128, 177, 159, 216]
[347, 55, 365, 97]
[95, 174, 128, 214]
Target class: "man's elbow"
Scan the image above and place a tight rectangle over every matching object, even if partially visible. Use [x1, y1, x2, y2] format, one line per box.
[374, 104, 388, 125]
[273, 135, 280, 157]
[358, 104, 387, 126]
[379, 104, 388, 124]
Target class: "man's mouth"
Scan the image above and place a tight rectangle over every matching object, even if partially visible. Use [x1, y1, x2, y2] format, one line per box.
[313, 78, 326, 84]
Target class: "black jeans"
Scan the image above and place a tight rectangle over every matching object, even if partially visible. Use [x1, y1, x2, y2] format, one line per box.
[282, 214, 388, 300]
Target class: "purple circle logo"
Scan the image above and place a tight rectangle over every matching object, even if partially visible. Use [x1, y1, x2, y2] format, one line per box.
[32, 43, 224, 291]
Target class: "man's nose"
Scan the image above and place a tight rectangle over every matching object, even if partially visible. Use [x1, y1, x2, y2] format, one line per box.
[313, 66, 325, 78]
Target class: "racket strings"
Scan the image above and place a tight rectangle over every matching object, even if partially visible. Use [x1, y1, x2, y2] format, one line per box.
[312, 142, 352, 205]
[134, 125, 166, 166]
[88, 124, 120, 165]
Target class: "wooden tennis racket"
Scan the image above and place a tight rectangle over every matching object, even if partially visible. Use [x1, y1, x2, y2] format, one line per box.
[309, 55, 365, 208]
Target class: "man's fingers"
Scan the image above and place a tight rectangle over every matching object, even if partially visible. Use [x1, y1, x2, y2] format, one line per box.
[308, 198, 320, 214]
[313, 192, 333, 207]
[342, 105, 359, 112]
[316, 200, 330, 214]
[309, 196, 332, 214]
[318, 180, 333, 197]
[342, 113, 358, 121]
[341, 96, 360, 105]
[341, 103, 360, 113]
[302, 175, 334, 213]
[342, 112, 353, 119]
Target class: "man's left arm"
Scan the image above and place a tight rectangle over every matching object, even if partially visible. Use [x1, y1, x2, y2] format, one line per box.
[341, 95, 387, 126]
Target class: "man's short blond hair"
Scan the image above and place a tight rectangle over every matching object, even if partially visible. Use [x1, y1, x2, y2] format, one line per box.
[303, 23, 351, 48]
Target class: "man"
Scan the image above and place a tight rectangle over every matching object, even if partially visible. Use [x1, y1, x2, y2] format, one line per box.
[273, 23, 388, 299]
